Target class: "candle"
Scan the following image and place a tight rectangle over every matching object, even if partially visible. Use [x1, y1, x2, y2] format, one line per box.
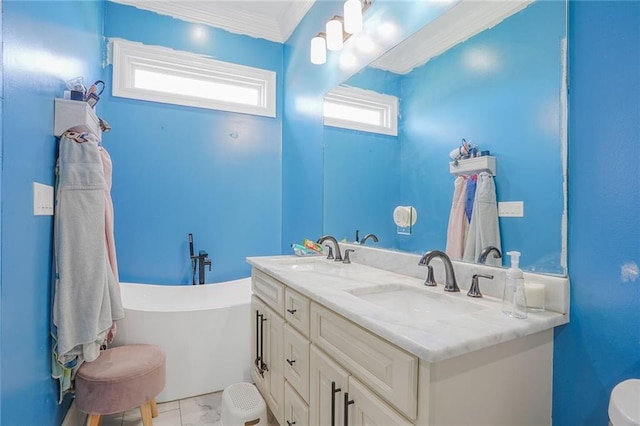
[525, 283, 545, 312]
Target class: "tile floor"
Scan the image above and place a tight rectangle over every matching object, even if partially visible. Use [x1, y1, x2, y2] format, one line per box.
[98, 389, 277, 426]
[101, 391, 224, 426]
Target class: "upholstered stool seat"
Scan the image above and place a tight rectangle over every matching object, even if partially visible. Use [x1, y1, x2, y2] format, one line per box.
[75, 344, 166, 426]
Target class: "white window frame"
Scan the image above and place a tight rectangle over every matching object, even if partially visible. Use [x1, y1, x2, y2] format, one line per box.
[111, 39, 276, 118]
[324, 85, 398, 136]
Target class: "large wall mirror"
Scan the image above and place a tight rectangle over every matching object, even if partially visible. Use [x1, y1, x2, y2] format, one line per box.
[323, 0, 568, 275]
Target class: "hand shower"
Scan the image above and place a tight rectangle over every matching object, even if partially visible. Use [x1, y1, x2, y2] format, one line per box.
[189, 233, 196, 285]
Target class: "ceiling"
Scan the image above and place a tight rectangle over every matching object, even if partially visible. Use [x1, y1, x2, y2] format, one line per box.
[110, 0, 533, 74]
[110, 0, 316, 43]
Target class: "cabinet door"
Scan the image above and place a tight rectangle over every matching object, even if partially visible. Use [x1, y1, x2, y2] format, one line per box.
[284, 381, 309, 426]
[250, 296, 266, 391]
[309, 345, 349, 426]
[345, 377, 413, 426]
[284, 324, 310, 403]
[251, 296, 285, 426]
[264, 303, 285, 426]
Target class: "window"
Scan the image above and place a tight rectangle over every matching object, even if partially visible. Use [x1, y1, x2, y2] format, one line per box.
[111, 39, 276, 117]
[324, 86, 398, 136]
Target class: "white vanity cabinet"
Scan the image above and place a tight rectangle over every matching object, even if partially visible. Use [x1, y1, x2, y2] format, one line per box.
[250, 264, 556, 426]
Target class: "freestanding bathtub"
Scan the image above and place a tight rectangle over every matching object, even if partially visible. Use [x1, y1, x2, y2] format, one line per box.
[113, 278, 252, 402]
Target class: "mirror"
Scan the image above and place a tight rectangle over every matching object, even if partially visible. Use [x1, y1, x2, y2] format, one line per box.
[323, 1, 567, 275]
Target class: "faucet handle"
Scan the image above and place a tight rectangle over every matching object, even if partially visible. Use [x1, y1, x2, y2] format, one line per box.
[424, 265, 437, 286]
[343, 249, 355, 264]
[467, 273, 494, 298]
[324, 245, 334, 260]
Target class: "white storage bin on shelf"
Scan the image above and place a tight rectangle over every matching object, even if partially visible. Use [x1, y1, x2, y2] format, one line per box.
[449, 156, 496, 176]
[54, 98, 101, 140]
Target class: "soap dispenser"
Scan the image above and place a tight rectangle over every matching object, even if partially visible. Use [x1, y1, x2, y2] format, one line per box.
[502, 251, 527, 319]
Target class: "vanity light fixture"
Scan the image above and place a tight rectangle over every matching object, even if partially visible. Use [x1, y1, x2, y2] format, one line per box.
[310, 0, 372, 65]
[310, 33, 327, 65]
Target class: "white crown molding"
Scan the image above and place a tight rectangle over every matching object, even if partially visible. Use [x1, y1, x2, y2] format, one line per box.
[109, 0, 315, 43]
[278, 0, 316, 41]
[371, 0, 534, 74]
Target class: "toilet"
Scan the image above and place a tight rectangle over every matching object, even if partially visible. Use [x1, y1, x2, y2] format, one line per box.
[609, 379, 640, 425]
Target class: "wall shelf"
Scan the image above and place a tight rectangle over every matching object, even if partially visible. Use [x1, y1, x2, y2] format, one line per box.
[449, 156, 496, 176]
[54, 98, 101, 139]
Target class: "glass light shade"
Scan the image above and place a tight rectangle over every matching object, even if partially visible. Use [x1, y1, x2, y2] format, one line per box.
[344, 0, 363, 34]
[310, 36, 327, 65]
[326, 19, 344, 51]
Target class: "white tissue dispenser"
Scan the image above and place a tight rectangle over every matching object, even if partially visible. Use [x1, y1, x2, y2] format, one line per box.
[54, 98, 101, 139]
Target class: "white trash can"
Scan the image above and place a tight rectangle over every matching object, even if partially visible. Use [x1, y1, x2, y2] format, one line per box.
[221, 382, 267, 426]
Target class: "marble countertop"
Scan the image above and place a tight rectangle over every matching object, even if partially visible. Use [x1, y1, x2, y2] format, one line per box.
[247, 254, 569, 363]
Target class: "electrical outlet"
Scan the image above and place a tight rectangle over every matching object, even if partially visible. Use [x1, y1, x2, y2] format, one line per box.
[33, 182, 54, 216]
[498, 201, 524, 217]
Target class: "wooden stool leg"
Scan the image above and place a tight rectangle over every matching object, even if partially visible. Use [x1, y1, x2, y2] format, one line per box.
[150, 398, 159, 418]
[140, 401, 153, 426]
[86, 413, 102, 426]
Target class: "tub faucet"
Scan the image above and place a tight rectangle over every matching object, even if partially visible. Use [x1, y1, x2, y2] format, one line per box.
[360, 233, 379, 245]
[477, 245, 502, 264]
[317, 235, 342, 261]
[418, 250, 460, 292]
[198, 250, 212, 285]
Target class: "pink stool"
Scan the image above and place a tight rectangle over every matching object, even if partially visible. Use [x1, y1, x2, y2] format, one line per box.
[75, 344, 166, 426]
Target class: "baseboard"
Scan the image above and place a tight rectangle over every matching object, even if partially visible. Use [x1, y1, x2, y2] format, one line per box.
[62, 401, 86, 426]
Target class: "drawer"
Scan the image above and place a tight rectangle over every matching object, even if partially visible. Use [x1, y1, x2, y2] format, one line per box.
[310, 303, 418, 420]
[285, 287, 310, 337]
[252, 269, 285, 315]
[284, 381, 309, 426]
[284, 324, 310, 403]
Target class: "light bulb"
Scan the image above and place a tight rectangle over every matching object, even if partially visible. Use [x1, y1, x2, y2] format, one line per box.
[310, 36, 326, 65]
[344, 0, 363, 34]
[326, 18, 344, 51]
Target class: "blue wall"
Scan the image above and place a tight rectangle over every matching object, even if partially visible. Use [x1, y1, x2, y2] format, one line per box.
[553, 1, 640, 424]
[398, 1, 566, 273]
[101, 3, 284, 284]
[323, 66, 402, 244]
[0, 1, 104, 424]
[0, 1, 637, 424]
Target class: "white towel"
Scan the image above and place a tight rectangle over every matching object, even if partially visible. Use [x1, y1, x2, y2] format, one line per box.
[445, 175, 468, 260]
[53, 134, 124, 365]
[463, 172, 502, 265]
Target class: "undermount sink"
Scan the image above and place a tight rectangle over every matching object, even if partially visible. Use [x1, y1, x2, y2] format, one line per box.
[273, 256, 344, 273]
[347, 284, 489, 322]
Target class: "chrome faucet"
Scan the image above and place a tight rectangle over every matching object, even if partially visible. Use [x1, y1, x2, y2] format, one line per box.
[317, 235, 342, 261]
[477, 245, 502, 264]
[360, 233, 379, 245]
[418, 250, 460, 292]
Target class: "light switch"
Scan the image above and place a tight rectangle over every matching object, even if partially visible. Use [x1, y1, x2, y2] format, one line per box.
[498, 201, 524, 217]
[33, 182, 54, 216]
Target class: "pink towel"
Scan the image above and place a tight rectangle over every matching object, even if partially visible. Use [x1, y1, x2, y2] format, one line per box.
[101, 147, 119, 283]
[446, 176, 468, 260]
[101, 147, 120, 343]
